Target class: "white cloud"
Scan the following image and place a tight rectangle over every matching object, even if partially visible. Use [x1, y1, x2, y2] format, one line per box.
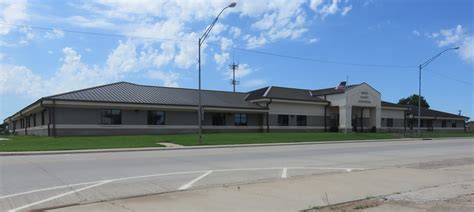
[0, 0, 28, 35]
[1, 0, 362, 100]
[310, 0, 324, 11]
[229, 26, 241, 38]
[309, 37, 320, 43]
[220, 37, 233, 51]
[147, 70, 179, 87]
[17, 26, 35, 44]
[436, 25, 464, 47]
[246, 35, 268, 49]
[65, 16, 117, 29]
[0, 48, 106, 98]
[320, 0, 340, 17]
[341, 5, 352, 16]
[412, 30, 421, 36]
[430, 25, 473, 63]
[47, 50, 53, 54]
[174, 33, 199, 69]
[106, 40, 138, 76]
[214, 52, 229, 66]
[311, 0, 351, 18]
[44, 29, 64, 39]
[0, 43, 182, 98]
[459, 36, 474, 62]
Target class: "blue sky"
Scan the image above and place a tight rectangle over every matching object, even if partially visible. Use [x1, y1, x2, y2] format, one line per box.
[0, 0, 473, 120]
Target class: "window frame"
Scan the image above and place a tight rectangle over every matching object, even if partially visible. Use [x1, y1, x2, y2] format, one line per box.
[100, 109, 122, 125]
[451, 121, 457, 128]
[147, 111, 165, 125]
[212, 113, 226, 126]
[386, 118, 394, 127]
[441, 120, 447, 128]
[234, 113, 248, 126]
[296, 115, 307, 126]
[278, 115, 289, 126]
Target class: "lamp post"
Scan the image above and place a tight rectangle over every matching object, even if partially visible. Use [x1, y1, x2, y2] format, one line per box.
[417, 47, 459, 136]
[198, 2, 236, 144]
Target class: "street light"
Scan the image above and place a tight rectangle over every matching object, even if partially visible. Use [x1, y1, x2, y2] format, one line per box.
[417, 46, 459, 136]
[198, 2, 236, 144]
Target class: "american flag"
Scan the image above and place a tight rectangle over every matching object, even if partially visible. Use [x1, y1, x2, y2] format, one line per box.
[336, 81, 347, 90]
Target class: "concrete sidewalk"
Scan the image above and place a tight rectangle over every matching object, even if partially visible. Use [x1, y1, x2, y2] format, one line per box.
[49, 163, 474, 212]
[0, 137, 451, 156]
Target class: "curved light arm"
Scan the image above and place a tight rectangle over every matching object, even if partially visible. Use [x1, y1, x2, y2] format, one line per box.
[420, 47, 460, 69]
[199, 3, 236, 44]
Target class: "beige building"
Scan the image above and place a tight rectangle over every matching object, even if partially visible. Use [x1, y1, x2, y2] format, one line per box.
[3, 82, 468, 136]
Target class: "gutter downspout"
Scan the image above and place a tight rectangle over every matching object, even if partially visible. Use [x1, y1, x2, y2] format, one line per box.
[266, 98, 272, 133]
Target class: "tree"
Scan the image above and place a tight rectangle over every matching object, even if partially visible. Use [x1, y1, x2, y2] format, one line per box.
[398, 94, 430, 108]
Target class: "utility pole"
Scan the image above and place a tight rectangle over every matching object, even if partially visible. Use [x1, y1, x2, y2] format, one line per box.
[229, 62, 239, 92]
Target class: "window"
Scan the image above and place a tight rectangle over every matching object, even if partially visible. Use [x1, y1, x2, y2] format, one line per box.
[442, 120, 447, 128]
[212, 113, 226, 126]
[426, 120, 433, 128]
[20, 118, 24, 128]
[452, 121, 457, 128]
[234, 113, 247, 126]
[41, 110, 45, 125]
[296, 115, 307, 126]
[33, 114, 36, 127]
[386, 118, 394, 127]
[420, 120, 424, 127]
[101, 109, 122, 125]
[26, 116, 30, 128]
[278, 115, 289, 126]
[148, 111, 165, 125]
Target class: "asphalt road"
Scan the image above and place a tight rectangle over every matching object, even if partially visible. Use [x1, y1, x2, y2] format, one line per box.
[0, 138, 473, 211]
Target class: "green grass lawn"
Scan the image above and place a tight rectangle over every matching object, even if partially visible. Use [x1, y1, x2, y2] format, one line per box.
[0, 132, 472, 152]
[0, 135, 165, 152]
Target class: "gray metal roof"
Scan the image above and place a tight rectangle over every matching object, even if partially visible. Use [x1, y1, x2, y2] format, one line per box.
[405, 105, 468, 119]
[246, 86, 327, 102]
[381, 101, 408, 108]
[380, 101, 468, 119]
[46, 82, 266, 109]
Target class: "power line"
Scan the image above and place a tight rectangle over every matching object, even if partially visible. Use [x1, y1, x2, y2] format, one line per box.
[222, 45, 417, 68]
[1, 23, 418, 68]
[1, 23, 195, 43]
[427, 69, 473, 86]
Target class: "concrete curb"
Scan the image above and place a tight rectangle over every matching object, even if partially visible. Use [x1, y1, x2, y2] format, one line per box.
[0, 138, 433, 156]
